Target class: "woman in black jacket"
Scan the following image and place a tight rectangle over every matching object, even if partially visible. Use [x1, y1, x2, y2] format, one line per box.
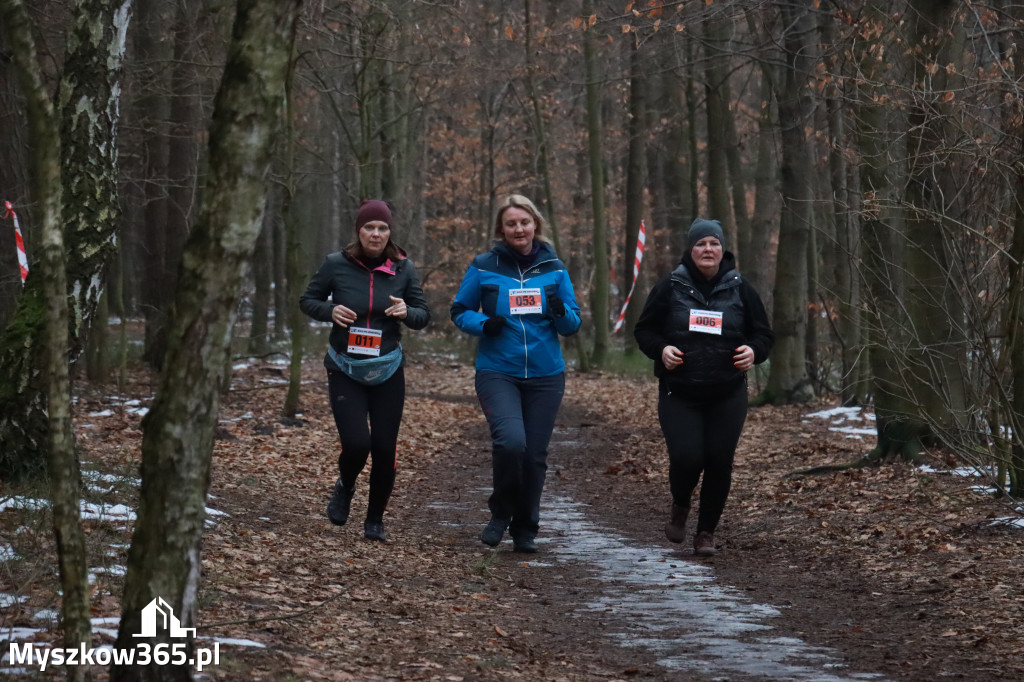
[300, 200, 430, 542]
[634, 218, 773, 556]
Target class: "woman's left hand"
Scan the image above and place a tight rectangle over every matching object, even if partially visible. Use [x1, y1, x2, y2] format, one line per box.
[386, 295, 408, 319]
[733, 345, 755, 371]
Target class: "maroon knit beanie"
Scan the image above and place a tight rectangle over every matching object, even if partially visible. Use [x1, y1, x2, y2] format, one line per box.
[355, 200, 392, 229]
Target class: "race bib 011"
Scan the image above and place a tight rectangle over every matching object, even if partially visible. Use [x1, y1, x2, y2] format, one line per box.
[347, 326, 383, 356]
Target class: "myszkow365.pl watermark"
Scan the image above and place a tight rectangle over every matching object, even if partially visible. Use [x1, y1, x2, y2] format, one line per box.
[8, 597, 220, 672]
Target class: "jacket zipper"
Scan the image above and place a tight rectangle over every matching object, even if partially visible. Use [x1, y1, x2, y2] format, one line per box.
[517, 265, 529, 378]
[515, 257, 557, 379]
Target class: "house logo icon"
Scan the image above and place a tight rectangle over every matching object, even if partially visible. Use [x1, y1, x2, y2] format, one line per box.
[133, 597, 197, 638]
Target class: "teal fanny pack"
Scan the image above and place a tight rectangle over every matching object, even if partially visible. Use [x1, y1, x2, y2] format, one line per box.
[328, 345, 403, 386]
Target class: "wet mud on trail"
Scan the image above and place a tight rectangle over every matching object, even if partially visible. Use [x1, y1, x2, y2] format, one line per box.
[196, 360, 1020, 681]
[17, 358, 1020, 681]
[409, 396, 891, 682]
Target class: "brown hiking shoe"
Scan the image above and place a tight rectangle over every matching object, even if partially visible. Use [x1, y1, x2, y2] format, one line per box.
[694, 531, 716, 556]
[664, 504, 689, 543]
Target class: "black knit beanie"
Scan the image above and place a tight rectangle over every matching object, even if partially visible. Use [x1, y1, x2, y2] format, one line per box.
[687, 218, 725, 250]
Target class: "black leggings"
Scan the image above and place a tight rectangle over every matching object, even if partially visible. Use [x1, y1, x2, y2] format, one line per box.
[327, 366, 405, 522]
[658, 380, 747, 534]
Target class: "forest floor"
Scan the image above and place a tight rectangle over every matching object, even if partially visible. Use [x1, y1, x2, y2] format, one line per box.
[3, 353, 1024, 681]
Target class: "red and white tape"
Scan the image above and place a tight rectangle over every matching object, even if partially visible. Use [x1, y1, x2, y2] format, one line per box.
[4, 201, 28, 285]
[612, 219, 646, 333]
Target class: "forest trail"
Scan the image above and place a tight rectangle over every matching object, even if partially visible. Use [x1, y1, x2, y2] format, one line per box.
[4, 357, 1022, 680]
[191, 358, 1022, 681]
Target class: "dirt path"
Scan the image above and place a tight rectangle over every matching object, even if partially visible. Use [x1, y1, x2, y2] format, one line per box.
[27, 358, 1021, 680]
[191, 359, 1024, 681]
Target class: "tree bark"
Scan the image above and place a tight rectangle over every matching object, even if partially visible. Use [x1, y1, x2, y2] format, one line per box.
[765, 0, 815, 404]
[0, 2, 92, 678]
[138, 0, 173, 368]
[821, 7, 861, 406]
[524, 0, 562, 255]
[112, 2, 301, 680]
[903, 0, 969, 441]
[583, 0, 609, 367]
[703, 15, 733, 241]
[854, 0, 923, 462]
[747, 75, 777, 308]
[622, 34, 647, 349]
[0, 0, 131, 479]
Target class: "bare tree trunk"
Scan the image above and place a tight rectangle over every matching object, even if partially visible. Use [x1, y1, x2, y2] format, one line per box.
[139, 0, 173, 368]
[765, 0, 815, 404]
[746, 76, 777, 306]
[622, 34, 647, 350]
[0, 2, 92, 679]
[524, 0, 562, 254]
[583, 0, 609, 367]
[283, 47, 305, 419]
[1009, 4, 1024, 497]
[903, 0, 969, 441]
[248, 216, 272, 356]
[112, 2, 301, 680]
[703, 15, 733, 241]
[0, 0, 130, 481]
[854, 0, 922, 461]
[821, 6, 862, 406]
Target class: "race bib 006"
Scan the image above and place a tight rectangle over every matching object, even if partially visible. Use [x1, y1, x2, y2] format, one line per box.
[689, 309, 723, 335]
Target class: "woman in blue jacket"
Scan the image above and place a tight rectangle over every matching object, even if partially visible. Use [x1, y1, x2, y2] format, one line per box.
[451, 195, 581, 552]
[300, 200, 430, 542]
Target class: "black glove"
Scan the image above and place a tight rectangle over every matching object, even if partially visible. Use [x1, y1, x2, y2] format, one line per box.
[548, 295, 565, 318]
[482, 315, 506, 337]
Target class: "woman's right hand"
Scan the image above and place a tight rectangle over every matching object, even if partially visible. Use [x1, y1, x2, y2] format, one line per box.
[331, 304, 357, 328]
[661, 345, 684, 370]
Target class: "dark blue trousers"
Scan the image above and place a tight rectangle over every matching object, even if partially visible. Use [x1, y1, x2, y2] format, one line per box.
[658, 380, 747, 534]
[475, 371, 565, 540]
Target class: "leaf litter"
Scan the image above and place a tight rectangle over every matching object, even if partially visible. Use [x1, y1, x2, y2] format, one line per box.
[1, 358, 1022, 680]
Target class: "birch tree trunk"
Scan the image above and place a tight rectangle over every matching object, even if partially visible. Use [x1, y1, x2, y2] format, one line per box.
[0, 2, 94, 678]
[0, 0, 131, 479]
[112, 2, 301, 680]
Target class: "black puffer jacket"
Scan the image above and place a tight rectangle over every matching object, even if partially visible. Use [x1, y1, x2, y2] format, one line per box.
[634, 252, 773, 399]
[300, 249, 430, 370]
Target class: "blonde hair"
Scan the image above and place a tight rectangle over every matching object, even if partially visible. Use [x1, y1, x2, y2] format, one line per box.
[493, 194, 551, 244]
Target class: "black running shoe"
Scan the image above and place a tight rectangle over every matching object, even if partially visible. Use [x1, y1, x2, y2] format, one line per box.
[480, 518, 509, 547]
[327, 479, 353, 526]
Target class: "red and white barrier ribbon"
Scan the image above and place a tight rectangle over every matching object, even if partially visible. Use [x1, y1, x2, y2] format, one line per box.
[4, 201, 28, 285]
[612, 219, 646, 333]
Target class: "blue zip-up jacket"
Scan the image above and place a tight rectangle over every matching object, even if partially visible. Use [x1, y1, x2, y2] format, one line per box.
[451, 241, 581, 378]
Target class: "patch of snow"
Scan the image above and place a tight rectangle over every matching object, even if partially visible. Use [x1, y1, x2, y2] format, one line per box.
[214, 637, 266, 648]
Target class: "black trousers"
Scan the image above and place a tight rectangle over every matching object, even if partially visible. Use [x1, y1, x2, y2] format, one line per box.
[327, 366, 405, 522]
[657, 380, 747, 534]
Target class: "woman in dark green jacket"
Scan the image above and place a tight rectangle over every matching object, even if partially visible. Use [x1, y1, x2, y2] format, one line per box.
[300, 200, 430, 542]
